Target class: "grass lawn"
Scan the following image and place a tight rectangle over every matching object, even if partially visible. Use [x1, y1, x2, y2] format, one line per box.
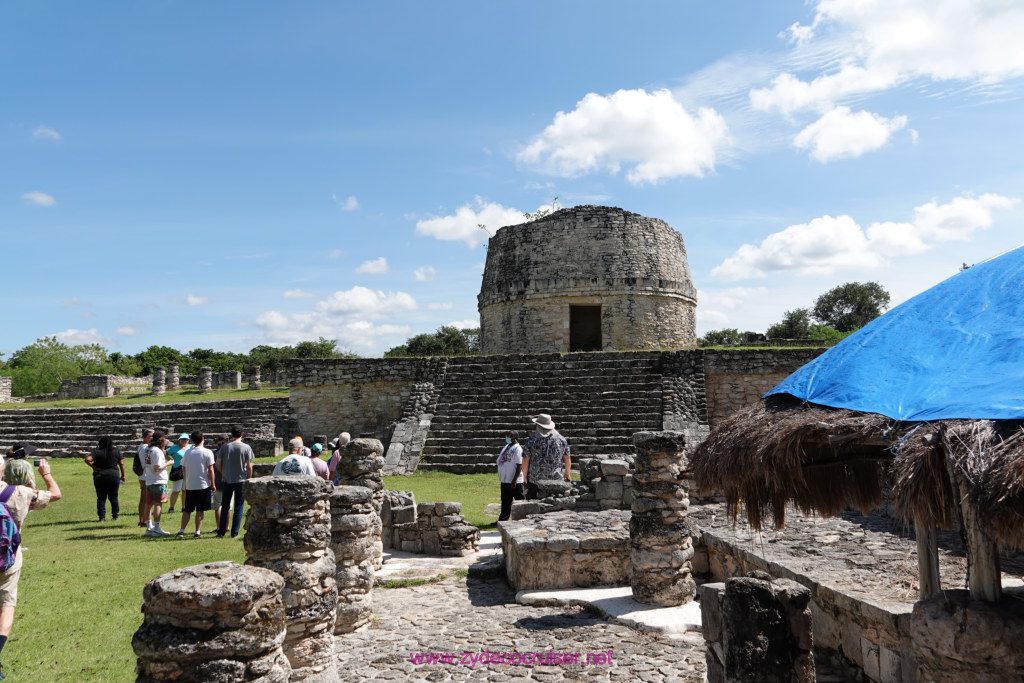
[0, 387, 288, 411]
[5, 460, 498, 681]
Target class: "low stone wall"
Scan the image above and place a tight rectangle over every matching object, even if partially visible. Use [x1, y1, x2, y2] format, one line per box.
[499, 509, 631, 591]
[132, 561, 291, 682]
[58, 374, 115, 400]
[380, 490, 480, 556]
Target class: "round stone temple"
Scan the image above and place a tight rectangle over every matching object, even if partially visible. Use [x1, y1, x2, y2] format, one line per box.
[478, 205, 697, 354]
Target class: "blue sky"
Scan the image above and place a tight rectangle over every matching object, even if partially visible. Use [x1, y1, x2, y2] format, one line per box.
[4, 1, 1023, 357]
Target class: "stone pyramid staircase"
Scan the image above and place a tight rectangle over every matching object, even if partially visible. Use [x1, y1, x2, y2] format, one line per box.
[418, 353, 667, 474]
[0, 397, 290, 458]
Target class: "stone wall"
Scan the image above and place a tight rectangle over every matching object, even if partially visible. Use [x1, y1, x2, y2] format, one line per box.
[0, 376, 10, 403]
[702, 349, 825, 426]
[58, 374, 115, 400]
[287, 357, 446, 443]
[478, 206, 697, 353]
[380, 490, 480, 556]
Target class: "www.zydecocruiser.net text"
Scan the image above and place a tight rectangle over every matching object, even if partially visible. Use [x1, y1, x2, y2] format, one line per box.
[410, 650, 614, 669]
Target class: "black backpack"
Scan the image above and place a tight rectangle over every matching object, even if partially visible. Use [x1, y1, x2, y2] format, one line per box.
[132, 448, 145, 476]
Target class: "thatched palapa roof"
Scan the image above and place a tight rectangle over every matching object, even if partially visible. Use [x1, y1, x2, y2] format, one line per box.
[692, 244, 1024, 552]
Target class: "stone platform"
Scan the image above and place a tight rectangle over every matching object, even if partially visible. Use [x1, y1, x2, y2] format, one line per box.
[499, 509, 631, 591]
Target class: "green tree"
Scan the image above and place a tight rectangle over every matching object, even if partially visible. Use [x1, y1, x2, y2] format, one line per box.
[132, 345, 187, 375]
[812, 281, 891, 332]
[698, 328, 743, 347]
[808, 324, 853, 345]
[6, 337, 112, 396]
[765, 308, 811, 339]
[384, 326, 479, 358]
[294, 337, 339, 358]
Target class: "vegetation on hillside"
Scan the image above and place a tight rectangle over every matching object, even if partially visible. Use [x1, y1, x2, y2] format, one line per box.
[384, 326, 479, 358]
[0, 336, 355, 397]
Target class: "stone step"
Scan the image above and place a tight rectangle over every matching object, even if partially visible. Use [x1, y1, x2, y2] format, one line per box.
[425, 427, 655, 441]
[415, 462, 497, 475]
[420, 442, 637, 457]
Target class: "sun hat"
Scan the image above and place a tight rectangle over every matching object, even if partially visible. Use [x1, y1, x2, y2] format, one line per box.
[288, 437, 304, 451]
[328, 432, 351, 450]
[311, 443, 323, 453]
[178, 433, 190, 441]
[532, 414, 555, 431]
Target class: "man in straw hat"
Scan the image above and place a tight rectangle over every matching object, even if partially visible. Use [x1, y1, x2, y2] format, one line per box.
[522, 414, 571, 500]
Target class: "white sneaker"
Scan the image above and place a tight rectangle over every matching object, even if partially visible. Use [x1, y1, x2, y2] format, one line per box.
[193, 531, 201, 538]
[145, 528, 159, 536]
[152, 526, 171, 537]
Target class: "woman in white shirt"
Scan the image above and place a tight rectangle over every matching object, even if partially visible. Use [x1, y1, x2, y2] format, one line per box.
[496, 431, 524, 522]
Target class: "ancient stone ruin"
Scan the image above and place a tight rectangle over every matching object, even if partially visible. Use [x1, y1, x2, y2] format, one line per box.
[499, 509, 631, 591]
[329, 485, 376, 634]
[132, 561, 291, 683]
[332, 438, 385, 570]
[380, 490, 480, 556]
[630, 431, 695, 606]
[478, 205, 698, 354]
[244, 476, 337, 682]
[701, 573, 814, 683]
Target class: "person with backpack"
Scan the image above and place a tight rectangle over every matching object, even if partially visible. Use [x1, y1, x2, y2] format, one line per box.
[83, 435, 125, 522]
[0, 457, 62, 679]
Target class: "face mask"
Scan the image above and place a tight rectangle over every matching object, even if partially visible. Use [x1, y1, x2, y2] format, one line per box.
[505, 437, 511, 445]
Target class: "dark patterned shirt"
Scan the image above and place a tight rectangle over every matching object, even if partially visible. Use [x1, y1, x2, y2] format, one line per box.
[524, 431, 570, 481]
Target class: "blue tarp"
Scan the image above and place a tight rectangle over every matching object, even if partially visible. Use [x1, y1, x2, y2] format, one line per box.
[766, 244, 1024, 421]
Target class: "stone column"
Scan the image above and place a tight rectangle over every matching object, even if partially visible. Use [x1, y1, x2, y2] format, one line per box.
[630, 431, 695, 606]
[334, 438, 385, 569]
[167, 362, 180, 391]
[701, 574, 814, 683]
[132, 561, 291, 683]
[245, 476, 337, 682]
[199, 366, 213, 394]
[152, 367, 166, 397]
[330, 486, 376, 634]
[249, 365, 262, 391]
[225, 370, 242, 390]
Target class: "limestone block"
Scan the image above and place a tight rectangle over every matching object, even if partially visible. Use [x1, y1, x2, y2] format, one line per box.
[600, 459, 630, 476]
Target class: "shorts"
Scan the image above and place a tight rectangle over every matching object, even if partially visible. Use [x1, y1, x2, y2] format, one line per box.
[170, 478, 184, 493]
[183, 488, 212, 513]
[212, 489, 223, 510]
[146, 484, 168, 505]
[0, 554, 22, 607]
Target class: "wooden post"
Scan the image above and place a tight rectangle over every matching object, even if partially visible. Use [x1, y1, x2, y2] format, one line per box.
[941, 428, 1002, 602]
[913, 512, 941, 599]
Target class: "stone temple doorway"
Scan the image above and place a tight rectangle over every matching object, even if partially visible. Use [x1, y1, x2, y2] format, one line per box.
[569, 305, 602, 351]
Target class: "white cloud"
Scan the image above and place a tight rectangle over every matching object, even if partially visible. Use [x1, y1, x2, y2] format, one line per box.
[416, 197, 525, 248]
[335, 194, 360, 210]
[33, 126, 61, 140]
[116, 326, 140, 336]
[328, 249, 343, 259]
[22, 191, 56, 207]
[751, 0, 1024, 114]
[253, 286, 417, 351]
[413, 266, 436, 282]
[697, 310, 731, 326]
[313, 286, 416, 318]
[61, 296, 87, 308]
[427, 302, 454, 310]
[448, 318, 479, 330]
[185, 294, 209, 306]
[356, 257, 389, 274]
[283, 288, 314, 299]
[517, 88, 729, 185]
[697, 287, 769, 310]
[713, 193, 1018, 280]
[793, 106, 907, 162]
[54, 328, 113, 347]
